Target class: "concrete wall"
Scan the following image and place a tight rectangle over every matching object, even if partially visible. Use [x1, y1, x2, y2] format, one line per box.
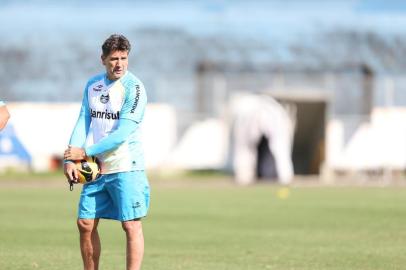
[3, 102, 177, 172]
[326, 107, 406, 171]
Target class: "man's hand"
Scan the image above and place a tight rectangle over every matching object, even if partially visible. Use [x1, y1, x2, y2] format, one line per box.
[64, 145, 86, 161]
[64, 161, 78, 184]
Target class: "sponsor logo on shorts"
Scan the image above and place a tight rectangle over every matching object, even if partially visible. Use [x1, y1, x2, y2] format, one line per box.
[132, 202, 141, 209]
[91, 109, 119, 119]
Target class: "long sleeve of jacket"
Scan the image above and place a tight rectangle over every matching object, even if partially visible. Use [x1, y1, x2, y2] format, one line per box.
[69, 89, 91, 147]
[84, 118, 137, 156]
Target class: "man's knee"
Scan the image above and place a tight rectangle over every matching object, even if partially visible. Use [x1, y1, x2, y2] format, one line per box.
[77, 219, 97, 234]
[122, 220, 142, 234]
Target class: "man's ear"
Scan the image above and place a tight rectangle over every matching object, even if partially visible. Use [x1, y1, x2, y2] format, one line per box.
[101, 55, 106, 65]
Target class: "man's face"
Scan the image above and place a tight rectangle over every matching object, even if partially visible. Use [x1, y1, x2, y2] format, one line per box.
[102, 50, 129, 80]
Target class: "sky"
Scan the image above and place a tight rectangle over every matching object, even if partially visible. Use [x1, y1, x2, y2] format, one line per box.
[0, 0, 405, 44]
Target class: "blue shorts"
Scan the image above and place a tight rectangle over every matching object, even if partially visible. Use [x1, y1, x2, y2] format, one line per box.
[78, 171, 150, 221]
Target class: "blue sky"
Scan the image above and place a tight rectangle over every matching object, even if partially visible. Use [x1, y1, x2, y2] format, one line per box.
[0, 0, 405, 44]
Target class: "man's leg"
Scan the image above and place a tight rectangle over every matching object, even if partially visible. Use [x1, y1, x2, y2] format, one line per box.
[77, 218, 101, 270]
[122, 219, 144, 270]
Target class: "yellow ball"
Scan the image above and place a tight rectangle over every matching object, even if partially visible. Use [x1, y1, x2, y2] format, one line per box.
[75, 156, 100, 184]
[277, 187, 290, 199]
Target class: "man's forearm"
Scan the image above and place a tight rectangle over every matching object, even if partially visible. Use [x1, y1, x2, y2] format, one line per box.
[85, 118, 137, 156]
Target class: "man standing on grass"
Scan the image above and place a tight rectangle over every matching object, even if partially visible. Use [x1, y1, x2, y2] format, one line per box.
[0, 99, 10, 131]
[63, 34, 150, 270]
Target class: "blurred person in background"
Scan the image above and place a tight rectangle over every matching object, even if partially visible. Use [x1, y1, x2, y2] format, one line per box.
[63, 34, 150, 270]
[0, 100, 10, 131]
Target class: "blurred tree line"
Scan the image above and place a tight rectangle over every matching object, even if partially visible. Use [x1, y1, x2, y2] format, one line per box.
[0, 28, 405, 102]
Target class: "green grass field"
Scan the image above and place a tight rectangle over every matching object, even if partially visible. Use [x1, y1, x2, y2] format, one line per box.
[1, 175, 406, 270]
